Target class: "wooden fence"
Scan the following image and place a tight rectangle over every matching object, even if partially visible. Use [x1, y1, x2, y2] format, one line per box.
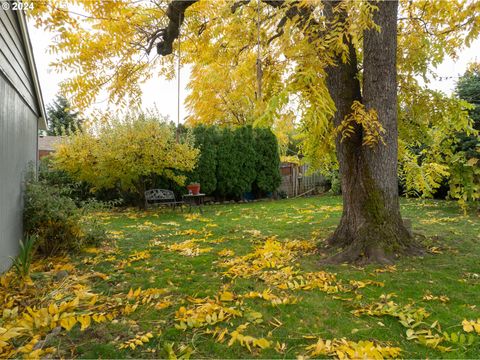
[278, 163, 327, 198]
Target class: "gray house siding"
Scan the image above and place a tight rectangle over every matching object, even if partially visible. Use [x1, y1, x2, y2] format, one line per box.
[0, 8, 38, 116]
[0, 4, 46, 272]
[0, 75, 38, 272]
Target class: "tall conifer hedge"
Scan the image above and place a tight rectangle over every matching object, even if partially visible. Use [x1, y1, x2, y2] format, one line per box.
[190, 125, 281, 199]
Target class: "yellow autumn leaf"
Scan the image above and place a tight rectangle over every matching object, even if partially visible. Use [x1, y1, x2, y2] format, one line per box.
[48, 303, 59, 315]
[133, 287, 142, 298]
[462, 319, 480, 334]
[127, 288, 134, 298]
[219, 291, 235, 302]
[60, 316, 77, 331]
[253, 338, 271, 349]
[77, 315, 91, 331]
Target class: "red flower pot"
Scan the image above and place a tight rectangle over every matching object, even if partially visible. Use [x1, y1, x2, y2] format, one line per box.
[187, 183, 201, 195]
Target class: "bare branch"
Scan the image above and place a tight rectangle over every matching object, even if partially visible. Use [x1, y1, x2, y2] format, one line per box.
[267, 16, 287, 45]
[144, 29, 166, 54]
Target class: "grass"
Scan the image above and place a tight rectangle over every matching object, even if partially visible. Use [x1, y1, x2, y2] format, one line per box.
[5, 195, 480, 358]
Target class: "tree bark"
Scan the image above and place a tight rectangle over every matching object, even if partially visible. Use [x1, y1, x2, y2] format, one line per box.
[156, 1, 197, 56]
[325, 0, 420, 264]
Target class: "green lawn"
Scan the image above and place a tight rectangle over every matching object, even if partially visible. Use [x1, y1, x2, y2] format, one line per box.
[3, 196, 480, 358]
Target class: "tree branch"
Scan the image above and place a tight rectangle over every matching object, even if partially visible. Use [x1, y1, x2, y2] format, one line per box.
[267, 1, 317, 45]
[155, 0, 314, 57]
[156, 0, 198, 56]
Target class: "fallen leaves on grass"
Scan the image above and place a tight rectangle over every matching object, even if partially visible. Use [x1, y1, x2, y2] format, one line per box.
[372, 265, 397, 274]
[119, 332, 154, 350]
[427, 246, 444, 254]
[220, 237, 315, 279]
[166, 240, 213, 257]
[218, 249, 235, 257]
[352, 294, 455, 352]
[2, 201, 478, 359]
[242, 288, 299, 306]
[462, 319, 480, 334]
[227, 323, 271, 351]
[0, 279, 118, 358]
[205, 323, 272, 353]
[175, 297, 242, 330]
[352, 294, 430, 327]
[422, 293, 450, 303]
[163, 342, 194, 359]
[303, 337, 401, 359]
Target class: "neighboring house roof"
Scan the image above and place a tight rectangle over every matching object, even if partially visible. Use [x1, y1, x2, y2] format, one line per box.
[16, 9, 47, 130]
[38, 136, 62, 151]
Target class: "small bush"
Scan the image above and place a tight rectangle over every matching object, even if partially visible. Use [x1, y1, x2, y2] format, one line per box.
[39, 156, 93, 204]
[23, 177, 106, 256]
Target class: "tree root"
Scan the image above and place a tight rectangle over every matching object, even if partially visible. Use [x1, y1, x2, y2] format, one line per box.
[321, 244, 395, 265]
[321, 226, 424, 265]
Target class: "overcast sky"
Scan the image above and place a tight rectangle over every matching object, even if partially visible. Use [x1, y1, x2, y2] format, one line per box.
[28, 22, 192, 123]
[28, 21, 479, 123]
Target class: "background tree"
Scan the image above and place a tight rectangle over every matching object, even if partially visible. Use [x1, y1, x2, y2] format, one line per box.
[456, 63, 480, 158]
[234, 126, 257, 196]
[450, 63, 480, 206]
[189, 125, 281, 198]
[46, 95, 83, 136]
[397, 63, 479, 207]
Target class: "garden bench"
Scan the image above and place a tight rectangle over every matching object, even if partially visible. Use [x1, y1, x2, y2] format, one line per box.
[144, 189, 184, 210]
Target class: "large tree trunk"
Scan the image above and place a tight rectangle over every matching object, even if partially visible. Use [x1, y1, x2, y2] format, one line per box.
[326, 0, 420, 264]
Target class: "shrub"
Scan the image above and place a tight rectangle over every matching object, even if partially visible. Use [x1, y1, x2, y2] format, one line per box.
[216, 126, 256, 198]
[77, 199, 112, 246]
[253, 128, 281, 195]
[23, 178, 106, 256]
[326, 170, 341, 195]
[53, 111, 199, 206]
[190, 126, 218, 195]
[39, 156, 93, 204]
[192, 125, 281, 199]
[235, 126, 257, 194]
[216, 128, 238, 197]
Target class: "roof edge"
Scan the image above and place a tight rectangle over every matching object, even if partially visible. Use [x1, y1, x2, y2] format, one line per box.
[16, 8, 47, 130]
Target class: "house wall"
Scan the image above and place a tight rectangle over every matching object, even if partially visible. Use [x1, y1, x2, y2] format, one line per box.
[0, 5, 40, 272]
[0, 7, 38, 112]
